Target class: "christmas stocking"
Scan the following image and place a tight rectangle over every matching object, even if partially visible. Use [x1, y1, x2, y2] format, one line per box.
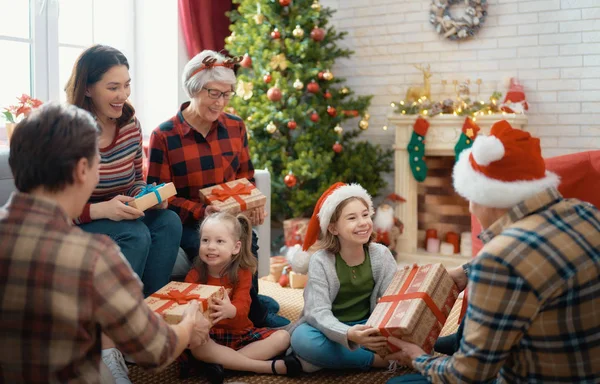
[407, 117, 429, 182]
[454, 117, 481, 160]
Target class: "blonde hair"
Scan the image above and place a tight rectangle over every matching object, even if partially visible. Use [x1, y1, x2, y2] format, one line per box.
[194, 211, 257, 285]
[318, 197, 376, 254]
[182, 50, 237, 98]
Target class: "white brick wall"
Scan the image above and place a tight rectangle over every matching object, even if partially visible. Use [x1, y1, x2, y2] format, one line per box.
[321, 0, 600, 160]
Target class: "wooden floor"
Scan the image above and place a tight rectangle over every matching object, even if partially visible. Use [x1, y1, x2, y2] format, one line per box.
[129, 279, 462, 384]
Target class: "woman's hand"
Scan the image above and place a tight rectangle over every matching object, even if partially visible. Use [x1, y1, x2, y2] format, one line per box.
[189, 311, 211, 349]
[245, 207, 266, 226]
[347, 324, 388, 351]
[205, 204, 221, 216]
[209, 291, 237, 324]
[90, 195, 144, 221]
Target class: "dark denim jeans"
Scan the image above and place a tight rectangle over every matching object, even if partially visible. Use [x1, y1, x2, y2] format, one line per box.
[181, 222, 268, 327]
[79, 209, 182, 297]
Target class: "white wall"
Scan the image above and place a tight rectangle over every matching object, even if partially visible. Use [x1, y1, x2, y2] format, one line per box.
[134, 0, 181, 136]
[320, 0, 600, 158]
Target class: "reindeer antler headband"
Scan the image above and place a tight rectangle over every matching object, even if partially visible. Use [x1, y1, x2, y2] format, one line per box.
[188, 56, 242, 80]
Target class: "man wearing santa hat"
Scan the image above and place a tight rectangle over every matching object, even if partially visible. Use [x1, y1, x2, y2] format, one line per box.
[385, 120, 600, 383]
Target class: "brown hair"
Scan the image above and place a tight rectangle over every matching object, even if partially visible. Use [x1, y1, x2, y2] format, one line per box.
[9, 103, 99, 193]
[193, 212, 257, 285]
[318, 197, 376, 254]
[64, 44, 135, 128]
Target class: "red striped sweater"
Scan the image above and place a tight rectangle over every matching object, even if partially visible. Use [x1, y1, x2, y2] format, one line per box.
[76, 118, 146, 224]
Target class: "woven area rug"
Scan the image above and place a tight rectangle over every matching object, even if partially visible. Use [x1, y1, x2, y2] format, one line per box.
[129, 280, 462, 384]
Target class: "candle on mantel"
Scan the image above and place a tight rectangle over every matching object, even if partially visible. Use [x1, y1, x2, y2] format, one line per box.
[426, 237, 441, 253]
[445, 231, 460, 254]
[439, 241, 454, 255]
[425, 228, 438, 248]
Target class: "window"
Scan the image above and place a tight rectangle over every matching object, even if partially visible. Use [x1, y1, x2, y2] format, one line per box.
[0, 0, 134, 131]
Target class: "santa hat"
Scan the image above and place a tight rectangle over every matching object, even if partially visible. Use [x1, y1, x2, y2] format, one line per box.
[302, 182, 374, 251]
[453, 120, 559, 208]
[502, 78, 529, 112]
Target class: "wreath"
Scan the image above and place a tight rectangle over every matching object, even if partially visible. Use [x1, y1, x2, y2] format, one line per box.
[430, 0, 488, 41]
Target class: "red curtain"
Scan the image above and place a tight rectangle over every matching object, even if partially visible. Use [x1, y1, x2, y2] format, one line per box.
[178, 0, 233, 59]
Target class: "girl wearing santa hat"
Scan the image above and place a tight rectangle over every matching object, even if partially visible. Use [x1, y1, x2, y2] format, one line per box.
[289, 183, 398, 372]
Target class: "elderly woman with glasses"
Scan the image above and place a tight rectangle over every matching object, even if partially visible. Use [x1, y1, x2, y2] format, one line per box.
[147, 50, 289, 361]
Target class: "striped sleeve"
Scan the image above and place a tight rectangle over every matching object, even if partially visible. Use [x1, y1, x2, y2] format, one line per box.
[127, 118, 146, 196]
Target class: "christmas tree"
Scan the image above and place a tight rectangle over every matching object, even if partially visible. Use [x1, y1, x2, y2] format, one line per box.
[226, 0, 393, 220]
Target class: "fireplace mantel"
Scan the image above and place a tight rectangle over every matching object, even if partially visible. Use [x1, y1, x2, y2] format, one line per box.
[390, 114, 528, 267]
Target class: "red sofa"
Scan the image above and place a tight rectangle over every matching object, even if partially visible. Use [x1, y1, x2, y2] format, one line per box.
[470, 150, 600, 256]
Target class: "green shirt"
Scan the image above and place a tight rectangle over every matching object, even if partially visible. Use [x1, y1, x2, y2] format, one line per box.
[331, 248, 375, 322]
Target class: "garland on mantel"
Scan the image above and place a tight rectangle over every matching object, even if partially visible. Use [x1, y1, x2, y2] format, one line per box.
[391, 92, 506, 120]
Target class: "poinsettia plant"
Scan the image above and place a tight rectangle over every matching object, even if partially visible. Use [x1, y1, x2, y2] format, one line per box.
[2, 94, 43, 123]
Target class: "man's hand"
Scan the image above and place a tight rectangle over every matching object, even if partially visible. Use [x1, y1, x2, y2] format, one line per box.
[91, 195, 144, 221]
[243, 207, 266, 226]
[189, 312, 210, 349]
[347, 324, 388, 351]
[209, 291, 236, 324]
[447, 265, 468, 292]
[385, 337, 426, 368]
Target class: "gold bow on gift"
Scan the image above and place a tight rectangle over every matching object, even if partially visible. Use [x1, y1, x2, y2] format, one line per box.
[236, 80, 254, 100]
[270, 53, 289, 71]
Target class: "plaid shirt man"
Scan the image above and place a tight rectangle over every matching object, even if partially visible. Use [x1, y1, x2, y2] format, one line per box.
[147, 103, 254, 225]
[0, 193, 177, 383]
[414, 188, 600, 383]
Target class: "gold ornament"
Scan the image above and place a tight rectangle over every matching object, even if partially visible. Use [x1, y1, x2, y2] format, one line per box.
[266, 121, 277, 134]
[340, 87, 349, 95]
[322, 70, 333, 81]
[293, 78, 304, 90]
[292, 25, 304, 38]
[269, 53, 289, 71]
[253, 13, 264, 25]
[363, 112, 370, 120]
[359, 119, 369, 130]
[247, 115, 253, 122]
[334, 124, 343, 134]
[235, 81, 254, 100]
[311, 0, 321, 11]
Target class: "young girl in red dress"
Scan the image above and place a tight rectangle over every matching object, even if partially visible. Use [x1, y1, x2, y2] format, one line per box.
[183, 212, 301, 383]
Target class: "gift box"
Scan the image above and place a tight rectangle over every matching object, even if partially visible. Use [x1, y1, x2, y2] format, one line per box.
[199, 178, 266, 215]
[145, 281, 225, 325]
[283, 217, 310, 247]
[289, 271, 308, 289]
[129, 182, 177, 211]
[366, 263, 459, 354]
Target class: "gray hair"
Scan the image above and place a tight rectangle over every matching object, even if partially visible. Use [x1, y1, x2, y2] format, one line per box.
[182, 50, 237, 99]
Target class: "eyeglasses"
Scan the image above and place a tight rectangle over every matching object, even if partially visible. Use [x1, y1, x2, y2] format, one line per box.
[202, 87, 236, 100]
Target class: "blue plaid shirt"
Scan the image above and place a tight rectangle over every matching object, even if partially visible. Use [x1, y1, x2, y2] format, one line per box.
[413, 188, 600, 383]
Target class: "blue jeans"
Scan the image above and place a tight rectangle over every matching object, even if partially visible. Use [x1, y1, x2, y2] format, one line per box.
[79, 209, 182, 297]
[291, 320, 375, 371]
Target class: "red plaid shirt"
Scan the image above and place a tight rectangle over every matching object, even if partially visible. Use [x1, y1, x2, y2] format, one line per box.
[0, 193, 177, 383]
[147, 103, 254, 225]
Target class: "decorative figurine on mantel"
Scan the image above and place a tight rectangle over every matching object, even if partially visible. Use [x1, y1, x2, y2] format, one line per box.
[405, 64, 432, 102]
[373, 193, 406, 255]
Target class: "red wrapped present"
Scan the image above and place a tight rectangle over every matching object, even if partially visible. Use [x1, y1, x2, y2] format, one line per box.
[367, 263, 459, 354]
[283, 217, 310, 247]
[145, 281, 225, 325]
[199, 178, 266, 215]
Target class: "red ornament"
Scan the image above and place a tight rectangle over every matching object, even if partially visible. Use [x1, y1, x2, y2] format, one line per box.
[271, 28, 281, 39]
[327, 106, 337, 117]
[284, 172, 297, 187]
[324, 90, 332, 99]
[310, 112, 319, 122]
[240, 54, 252, 68]
[333, 142, 343, 153]
[287, 120, 297, 130]
[310, 27, 326, 42]
[318, 71, 324, 80]
[307, 80, 320, 94]
[267, 86, 282, 102]
[279, 0, 291, 5]
[263, 73, 272, 84]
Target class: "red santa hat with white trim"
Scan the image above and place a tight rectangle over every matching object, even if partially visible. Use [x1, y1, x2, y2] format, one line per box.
[302, 182, 374, 251]
[453, 120, 560, 208]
